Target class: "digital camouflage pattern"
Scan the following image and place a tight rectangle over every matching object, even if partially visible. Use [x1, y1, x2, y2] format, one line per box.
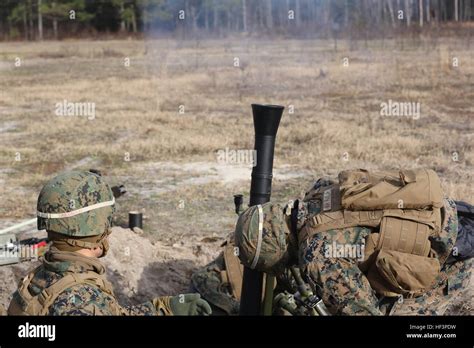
[390, 257, 473, 315]
[298, 197, 462, 315]
[196, 196, 470, 316]
[235, 202, 294, 275]
[37, 171, 115, 237]
[190, 251, 240, 315]
[9, 248, 159, 315]
[300, 226, 382, 315]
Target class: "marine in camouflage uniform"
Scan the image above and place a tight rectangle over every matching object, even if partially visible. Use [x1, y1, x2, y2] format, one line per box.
[234, 172, 472, 316]
[8, 171, 211, 316]
[299, 195, 472, 316]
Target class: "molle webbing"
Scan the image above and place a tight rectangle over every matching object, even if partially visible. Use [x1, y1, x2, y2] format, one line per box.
[298, 210, 384, 243]
[377, 209, 441, 257]
[299, 208, 441, 248]
[35, 272, 115, 314]
[11, 266, 115, 315]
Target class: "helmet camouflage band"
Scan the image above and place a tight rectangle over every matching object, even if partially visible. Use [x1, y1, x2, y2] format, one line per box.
[37, 171, 115, 237]
[234, 202, 291, 275]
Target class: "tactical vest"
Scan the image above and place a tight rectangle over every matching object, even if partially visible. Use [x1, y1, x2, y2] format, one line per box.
[299, 168, 446, 298]
[190, 241, 242, 315]
[8, 265, 120, 315]
[191, 240, 270, 315]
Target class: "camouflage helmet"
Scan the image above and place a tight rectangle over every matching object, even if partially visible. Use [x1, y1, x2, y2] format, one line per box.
[234, 202, 291, 275]
[37, 171, 115, 237]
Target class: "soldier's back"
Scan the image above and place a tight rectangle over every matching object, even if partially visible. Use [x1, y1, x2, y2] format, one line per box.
[8, 249, 123, 316]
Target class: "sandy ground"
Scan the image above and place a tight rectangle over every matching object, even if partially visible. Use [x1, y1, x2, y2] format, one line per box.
[0, 37, 472, 315]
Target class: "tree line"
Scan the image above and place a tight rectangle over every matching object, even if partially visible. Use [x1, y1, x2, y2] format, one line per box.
[0, 0, 472, 41]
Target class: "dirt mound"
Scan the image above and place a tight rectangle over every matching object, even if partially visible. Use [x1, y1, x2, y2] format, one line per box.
[104, 226, 221, 306]
[0, 226, 222, 311]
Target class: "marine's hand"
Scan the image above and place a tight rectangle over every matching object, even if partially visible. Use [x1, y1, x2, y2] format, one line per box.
[169, 293, 212, 316]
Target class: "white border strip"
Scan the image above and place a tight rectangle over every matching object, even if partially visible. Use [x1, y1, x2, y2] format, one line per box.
[250, 204, 264, 269]
[37, 198, 115, 219]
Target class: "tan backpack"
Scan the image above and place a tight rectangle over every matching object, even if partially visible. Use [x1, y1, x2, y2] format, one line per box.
[300, 168, 446, 298]
[8, 266, 119, 315]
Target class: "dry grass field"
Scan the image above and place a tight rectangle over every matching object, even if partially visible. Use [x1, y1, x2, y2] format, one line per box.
[0, 37, 472, 312]
[0, 37, 472, 239]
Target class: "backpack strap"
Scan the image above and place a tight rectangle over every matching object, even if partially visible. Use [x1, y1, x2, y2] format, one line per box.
[15, 269, 114, 316]
[37, 271, 115, 315]
[298, 210, 384, 244]
[223, 244, 244, 300]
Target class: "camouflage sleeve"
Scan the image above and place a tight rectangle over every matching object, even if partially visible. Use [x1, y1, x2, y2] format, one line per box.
[300, 227, 383, 316]
[121, 297, 173, 316]
[49, 284, 161, 316]
[49, 284, 122, 316]
[121, 301, 160, 316]
[430, 197, 458, 265]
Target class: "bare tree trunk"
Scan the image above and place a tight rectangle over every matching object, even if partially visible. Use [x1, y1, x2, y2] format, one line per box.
[28, 0, 34, 40]
[426, 0, 430, 22]
[323, 0, 330, 33]
[227, 9, 232, 32]
[265, 0, 273, 29]
[295, 0, 301, 28]
[397, 0, 401, 24]
[454, 0, 459, 21]
[242, 0, 247, 32]
[213, 0, 218, 32]
[52, 1, 58, 39]
[23, 1, 28, 40]
[344, 0, 349, 27]
[387, 0, 396, 27]
[441, 0, 447, 21]
[191, 6, 198, 33]
[120, 1, 126, 32]
[38, 0, 43, 40]
[377, 0, 382, 25]
[434, 0, 440, 23]
[257, 2, 264, 30]
[465, 0, 471, 21]
[405, 0, 411, 26]
[53, 20, 58, 39]
[131, 5, 137, 33]
[419, 0, 423, 26]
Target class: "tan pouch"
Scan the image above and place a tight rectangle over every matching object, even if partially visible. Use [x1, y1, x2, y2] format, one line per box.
[367, 250, 440, 297]
[339, 169, 443, 210]
[360, 208, 442, 297]
[378, 214, 433, 256]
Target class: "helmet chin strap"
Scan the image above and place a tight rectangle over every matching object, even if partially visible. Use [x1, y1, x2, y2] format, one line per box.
[250, 204, 264, 269]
